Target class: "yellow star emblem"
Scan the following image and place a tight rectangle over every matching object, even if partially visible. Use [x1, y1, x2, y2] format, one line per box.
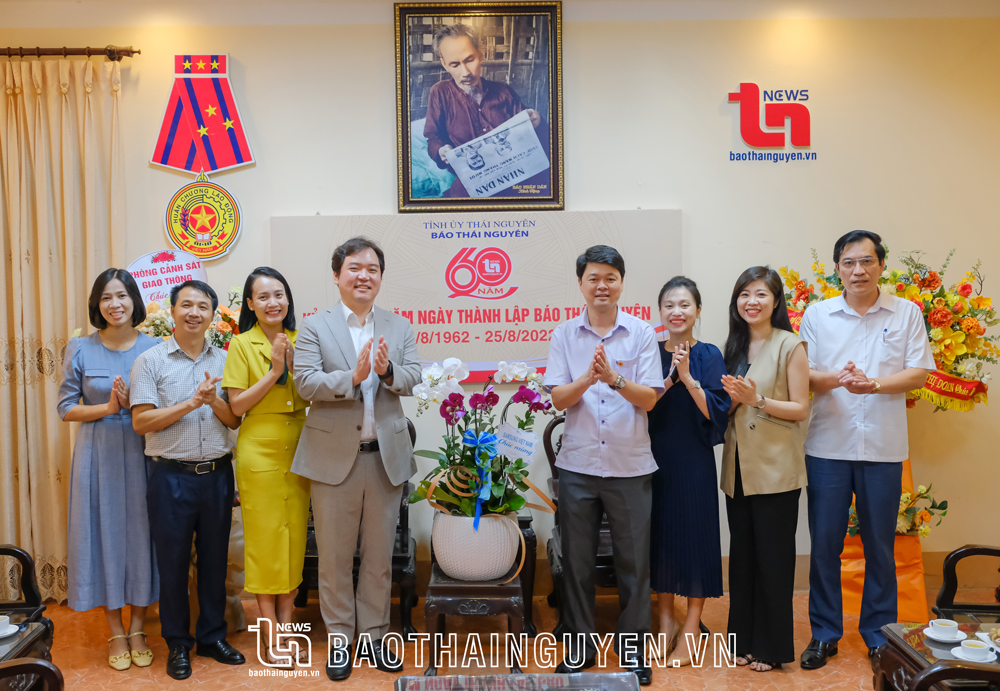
[198, 125, 209, 137]
[205, 104, 217, 117]
[196, 60, 206, 70]
[211, 60, 219, 70]
[223, 118, 235, 130]
[189, 206, 216, 231]
[182, 60, 192, 70]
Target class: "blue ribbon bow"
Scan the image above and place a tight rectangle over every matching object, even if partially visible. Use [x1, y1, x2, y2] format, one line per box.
[461, 430, 499, 529]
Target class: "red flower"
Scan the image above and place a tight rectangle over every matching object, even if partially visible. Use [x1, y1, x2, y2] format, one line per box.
[958, 283, 973, 297]
[223, 341, 231, 351]
[927, 307, 954, 329]
[917, 271, 942, 292]
[896, 282, 906, 292]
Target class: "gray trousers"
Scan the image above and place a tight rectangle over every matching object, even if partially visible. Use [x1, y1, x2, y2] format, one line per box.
[560, 468, 653, 660]
[311, 450, 402, 640]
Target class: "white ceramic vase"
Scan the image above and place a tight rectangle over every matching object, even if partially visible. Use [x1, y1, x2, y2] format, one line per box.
[432, 511, 519, 581]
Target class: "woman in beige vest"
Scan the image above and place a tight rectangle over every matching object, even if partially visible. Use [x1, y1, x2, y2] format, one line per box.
[720, 266, 810, 672]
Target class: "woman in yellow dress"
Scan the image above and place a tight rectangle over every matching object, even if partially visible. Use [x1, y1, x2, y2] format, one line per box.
[223, 266, 309, 664]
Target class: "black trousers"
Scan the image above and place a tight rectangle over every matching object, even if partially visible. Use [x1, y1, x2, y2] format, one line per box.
[725, 456, 800, 664]
[147, 459, 235, 650]
[559, 468, 653, 661]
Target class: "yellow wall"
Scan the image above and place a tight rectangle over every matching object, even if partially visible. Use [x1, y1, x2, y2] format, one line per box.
[3, 3, 998, 557]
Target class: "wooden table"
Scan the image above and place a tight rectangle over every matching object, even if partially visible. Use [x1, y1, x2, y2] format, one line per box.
[873, 622, 1000, 690]
[423, 563, 524, 676]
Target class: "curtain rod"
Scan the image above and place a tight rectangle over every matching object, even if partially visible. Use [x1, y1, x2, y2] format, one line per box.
[1, 45, 140, 61]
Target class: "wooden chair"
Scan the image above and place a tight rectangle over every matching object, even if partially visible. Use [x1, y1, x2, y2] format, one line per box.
[0, 658, 64, 691]
[932, 543, 1000, 624]
[0, 545, 54, 649]
[294, 419, 419, 637]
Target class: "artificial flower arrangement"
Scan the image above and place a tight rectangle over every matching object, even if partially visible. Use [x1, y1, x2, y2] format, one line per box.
[137, 286, 244, 350]
[847, 485, 948, 539]
[408, 359, 557, 528]
[780, 249, 997, 412]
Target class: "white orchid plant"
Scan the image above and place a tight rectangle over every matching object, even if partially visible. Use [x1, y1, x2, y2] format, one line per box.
[409, 359, 556, 528]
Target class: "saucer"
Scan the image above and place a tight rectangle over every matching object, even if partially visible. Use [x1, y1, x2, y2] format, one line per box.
[951, 645, 997, 663]
[0, 624, 19, 639]
[924, 626, 967, 643]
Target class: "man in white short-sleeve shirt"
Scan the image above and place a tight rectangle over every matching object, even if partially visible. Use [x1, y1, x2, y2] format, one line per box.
[544, 245, 664, 685]
[797, 231, 934, 669]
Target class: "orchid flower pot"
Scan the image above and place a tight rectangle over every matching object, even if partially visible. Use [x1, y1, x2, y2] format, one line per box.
[432, 511, 519, 581]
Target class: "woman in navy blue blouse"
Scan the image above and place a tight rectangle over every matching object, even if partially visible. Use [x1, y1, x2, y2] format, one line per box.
[648, 276, 730, 666]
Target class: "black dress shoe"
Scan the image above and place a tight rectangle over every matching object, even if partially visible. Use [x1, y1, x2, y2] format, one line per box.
[555, 655, 595, 673]
[372, 638, 403, 673]
[166, 645, 192, 680]
[621, 655, 652, 686]
[327, 643, 353, 682]
[196, 640, 246, 665]
[800, 639, 838, 670]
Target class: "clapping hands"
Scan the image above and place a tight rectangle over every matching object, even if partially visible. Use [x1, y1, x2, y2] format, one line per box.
[592, 343, 619, 386]
[721, 373, 759, 407]
[271, 333, 295, 375]
[192, 371, 223, 407]
[838, 361, 873, 394]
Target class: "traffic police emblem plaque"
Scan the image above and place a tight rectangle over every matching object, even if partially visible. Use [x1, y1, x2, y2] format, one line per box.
[153, 53, 252, 259]
[164, 171, 242, 260]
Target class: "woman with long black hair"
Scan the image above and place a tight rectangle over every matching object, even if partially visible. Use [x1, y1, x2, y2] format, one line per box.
[720, 266, 810, 673]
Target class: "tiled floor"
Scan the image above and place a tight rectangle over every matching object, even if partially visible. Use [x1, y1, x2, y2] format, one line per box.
[43, 587, 995, 689]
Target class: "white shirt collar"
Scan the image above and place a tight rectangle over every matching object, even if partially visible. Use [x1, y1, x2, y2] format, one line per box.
[340, 301, 373, 329]
[830, 291, 896, 317]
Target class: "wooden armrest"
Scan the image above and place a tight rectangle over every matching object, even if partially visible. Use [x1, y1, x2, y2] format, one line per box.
[0, 544, 42, 607]
[936, 544, 1000, 609]
[911, 659, 1000, 691]
[0, 658, 64, 690]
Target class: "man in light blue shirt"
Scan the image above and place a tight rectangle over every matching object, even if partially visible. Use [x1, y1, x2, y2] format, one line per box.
[544, 245, 664, 685]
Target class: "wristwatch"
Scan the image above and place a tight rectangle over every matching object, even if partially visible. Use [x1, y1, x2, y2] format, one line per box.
[868, 378, 881, 394]
[686, 380, 702, 390]
[754, 394, 766, 409]
[378, 361, 394, 381]
[612, 374, 626, 391]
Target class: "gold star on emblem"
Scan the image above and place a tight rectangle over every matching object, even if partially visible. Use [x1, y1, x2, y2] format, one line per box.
[196, 60, 207, 70]
[182, 60, 192, 70]
[211, 60, 219, 70]
[198, 125, 209, 137]
[223, 118, 235, 130]
[190, 206, 216, 231]
[205, 104, 217, 117]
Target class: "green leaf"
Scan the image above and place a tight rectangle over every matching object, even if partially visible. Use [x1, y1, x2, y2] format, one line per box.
[415, 450, 449, 463]
[937, 501, 948, 510]
[491, 483, 505, 499]
[508, 495, 526, 511]
[459, 497, 476, 517]
[408, 491, 425, 504]
[431, 487, 461, 505]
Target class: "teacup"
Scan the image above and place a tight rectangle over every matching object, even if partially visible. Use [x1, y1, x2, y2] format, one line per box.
[929, 619, 959, 638]
[0, 615, 8, 631]
[961, 639, 990, 661]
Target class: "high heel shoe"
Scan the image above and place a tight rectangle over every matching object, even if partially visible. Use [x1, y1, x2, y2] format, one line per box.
[128, 631, 154, 667]
[108, 634, 132, 671]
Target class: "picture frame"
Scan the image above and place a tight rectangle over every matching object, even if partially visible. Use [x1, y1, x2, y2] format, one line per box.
[395, 2, 564, 212]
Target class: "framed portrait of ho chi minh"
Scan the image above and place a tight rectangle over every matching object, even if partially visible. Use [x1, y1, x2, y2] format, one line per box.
[395, 2, 564, 212]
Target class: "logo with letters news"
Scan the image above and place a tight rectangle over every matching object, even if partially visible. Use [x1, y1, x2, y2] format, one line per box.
[246, 619, 320, 678]
[445, 247, 519, 300]
[728, 82, 817, 163]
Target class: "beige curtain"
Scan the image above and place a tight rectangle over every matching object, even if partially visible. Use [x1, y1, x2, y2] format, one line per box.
[0, 57, 126, 603]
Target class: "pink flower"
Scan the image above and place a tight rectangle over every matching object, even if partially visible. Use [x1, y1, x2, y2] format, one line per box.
[439, 393, 467, 426]
[528, 399, 552, 414]
[469, 385, 499, 411]
[511, 385, 540, 406]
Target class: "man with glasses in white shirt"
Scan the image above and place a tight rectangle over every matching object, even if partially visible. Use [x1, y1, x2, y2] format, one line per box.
[797, 231, 934, 669]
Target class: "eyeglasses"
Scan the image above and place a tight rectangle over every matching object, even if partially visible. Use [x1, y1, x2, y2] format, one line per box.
[839, 257, 878, 270]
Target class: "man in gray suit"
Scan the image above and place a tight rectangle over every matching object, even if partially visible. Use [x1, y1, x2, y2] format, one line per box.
[291, 237, 420, 681]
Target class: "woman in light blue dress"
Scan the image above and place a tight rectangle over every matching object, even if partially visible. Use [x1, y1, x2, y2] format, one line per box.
[57, 269, 161, 671]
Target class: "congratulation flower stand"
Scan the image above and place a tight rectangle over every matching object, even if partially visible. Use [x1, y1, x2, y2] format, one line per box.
[839, 460, 929, 623]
